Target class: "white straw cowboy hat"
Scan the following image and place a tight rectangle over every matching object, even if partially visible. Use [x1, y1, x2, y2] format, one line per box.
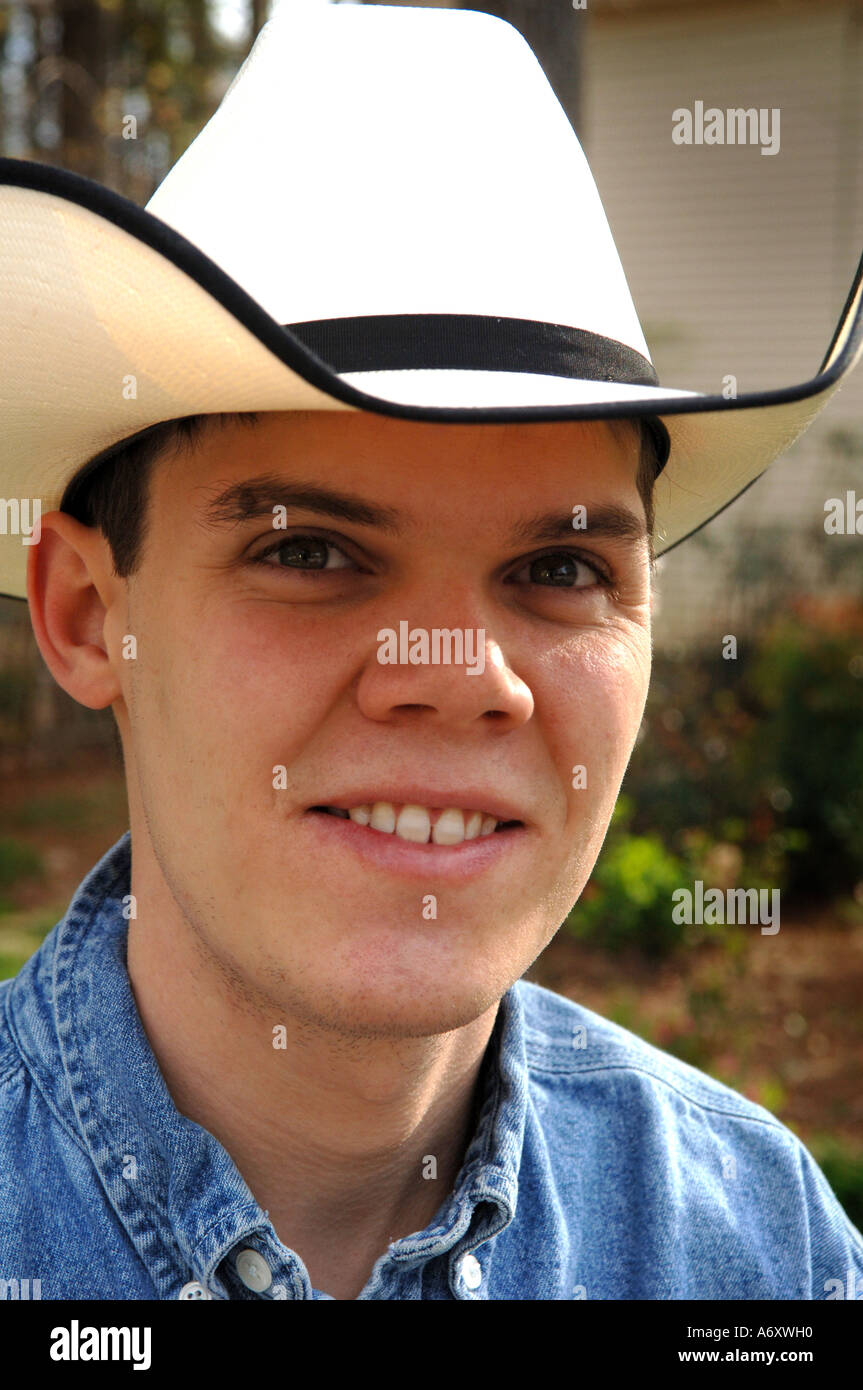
[1, 1, 862, 601]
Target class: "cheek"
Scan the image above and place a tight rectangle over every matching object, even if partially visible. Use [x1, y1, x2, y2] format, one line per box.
[539, 631, 650, 785]
[130, 604, 343, 815]
[166, 604, 332, 721]
[530, 638, 649, 925]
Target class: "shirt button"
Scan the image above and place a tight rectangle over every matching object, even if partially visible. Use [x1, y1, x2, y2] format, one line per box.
[178, 1280, 212, 1300]
[457, 1253, 482, 1290]
[235, 1248, 273, 1293]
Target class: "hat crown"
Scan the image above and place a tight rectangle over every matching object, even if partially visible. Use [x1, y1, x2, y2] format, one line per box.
[145, 1, 651, 362]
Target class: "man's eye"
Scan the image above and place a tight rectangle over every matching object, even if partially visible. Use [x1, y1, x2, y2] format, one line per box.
[509, 551, 608, 589]
[253, 534, 357, 571]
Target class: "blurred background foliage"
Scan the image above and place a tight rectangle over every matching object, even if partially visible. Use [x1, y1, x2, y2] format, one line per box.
[0, 0, 262, 196]
[567, 596, 863, 958]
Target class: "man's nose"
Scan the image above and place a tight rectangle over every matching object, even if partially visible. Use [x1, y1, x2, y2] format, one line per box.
[355, 622, 534, 733]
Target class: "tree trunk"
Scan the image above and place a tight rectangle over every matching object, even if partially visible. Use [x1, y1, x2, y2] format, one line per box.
[251, 0, 269, 42]
[56, 0, 107, 178]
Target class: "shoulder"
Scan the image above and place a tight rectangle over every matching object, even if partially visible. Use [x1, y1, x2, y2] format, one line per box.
[0, 933, 88, 1156]
[516, 976, 784, 1120]
[0, 940, 157, 1299]
[514, 976, 806, 1163]
[0, 976, 26, 1097]
[512, 979, 863, 1297]
[0, 941, 90, 1257]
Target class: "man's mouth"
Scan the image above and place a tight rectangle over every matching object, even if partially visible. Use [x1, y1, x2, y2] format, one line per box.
[309, 802, 524, 847]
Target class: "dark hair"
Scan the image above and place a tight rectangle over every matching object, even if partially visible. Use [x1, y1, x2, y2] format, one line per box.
[610, 415, 663, 554]
[60, 411, 663, 576]
[60, 413, 261, 578]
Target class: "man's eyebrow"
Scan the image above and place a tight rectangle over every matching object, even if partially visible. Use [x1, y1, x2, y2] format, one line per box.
[510, 503, 648, 546]
[201, 475, 403, 532]
[200, 474, 647, 548]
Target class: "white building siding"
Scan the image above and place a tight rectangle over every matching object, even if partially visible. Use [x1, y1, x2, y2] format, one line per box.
[582, 1, 863, 647]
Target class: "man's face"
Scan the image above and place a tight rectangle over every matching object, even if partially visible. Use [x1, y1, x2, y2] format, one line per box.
[110, 411, 652, 1037]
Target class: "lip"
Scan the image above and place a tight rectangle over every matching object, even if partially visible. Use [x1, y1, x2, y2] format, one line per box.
[303, 806, 533, 881]
[305, 788, 530, 825]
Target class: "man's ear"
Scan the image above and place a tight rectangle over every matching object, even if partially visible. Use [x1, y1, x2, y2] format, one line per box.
[26, 511, 127, 711]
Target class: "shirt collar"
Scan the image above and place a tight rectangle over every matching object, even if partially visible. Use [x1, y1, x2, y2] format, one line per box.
[8, 831, 530, 1297]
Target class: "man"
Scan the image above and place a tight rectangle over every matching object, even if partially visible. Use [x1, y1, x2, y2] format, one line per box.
[1, 4, 862, 1301]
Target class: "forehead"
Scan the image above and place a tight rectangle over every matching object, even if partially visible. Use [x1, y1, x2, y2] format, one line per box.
[155, 410, 642, 513]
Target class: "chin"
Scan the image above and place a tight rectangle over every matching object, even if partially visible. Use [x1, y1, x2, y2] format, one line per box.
[305, 975, 501, 1039]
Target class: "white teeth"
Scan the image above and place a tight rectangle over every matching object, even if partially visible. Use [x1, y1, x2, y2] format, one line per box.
[325, 801, 509, 844]
[432, 808, 466, 845]
[397, 805, 432, 843]
[370, 802, 396, 834]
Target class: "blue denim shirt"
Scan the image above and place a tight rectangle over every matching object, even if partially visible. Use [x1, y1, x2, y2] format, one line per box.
[1, 831, 861, 1300]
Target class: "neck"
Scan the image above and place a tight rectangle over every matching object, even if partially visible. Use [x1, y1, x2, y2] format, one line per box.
[125, 849, 498, 1295]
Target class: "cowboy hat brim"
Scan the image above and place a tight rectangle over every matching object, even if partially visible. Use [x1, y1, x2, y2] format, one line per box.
[1, 156, 862, 601]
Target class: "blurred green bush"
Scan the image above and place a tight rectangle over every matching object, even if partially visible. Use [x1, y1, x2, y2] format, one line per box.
[0, 837, 44, 893]
[810, 1137, 863, 1232]
[745, 600, 863, 898]
[564, 797, 689, 957]
[0, 837, 45, 915]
